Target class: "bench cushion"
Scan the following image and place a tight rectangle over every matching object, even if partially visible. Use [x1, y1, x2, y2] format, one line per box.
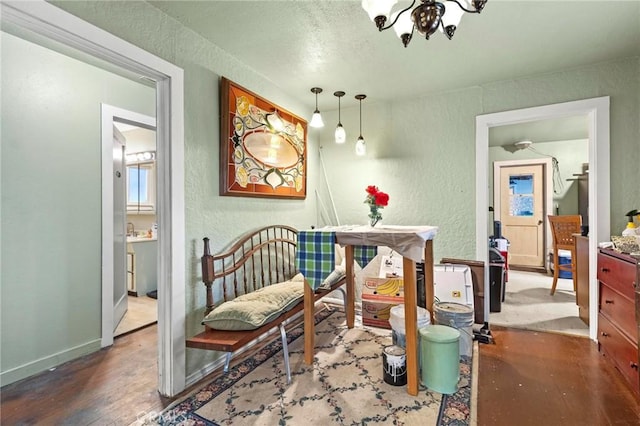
[202, 274, 305, 331]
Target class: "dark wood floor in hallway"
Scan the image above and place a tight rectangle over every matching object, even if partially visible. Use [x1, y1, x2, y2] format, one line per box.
[1, 322, 639, 425]
[478, 325, 640, 425]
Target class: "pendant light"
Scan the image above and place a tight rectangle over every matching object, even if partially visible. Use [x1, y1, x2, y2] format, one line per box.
[334, 91, 346, 144]
[355, 94, 366, 156]
[309, 87, 324, 128]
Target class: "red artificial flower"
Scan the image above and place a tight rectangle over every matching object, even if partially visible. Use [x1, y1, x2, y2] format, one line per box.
[365, 185, 379, 196]
[374, 191, 389, 207]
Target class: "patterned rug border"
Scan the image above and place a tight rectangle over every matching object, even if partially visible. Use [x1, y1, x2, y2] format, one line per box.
[150, 309, 473, 425]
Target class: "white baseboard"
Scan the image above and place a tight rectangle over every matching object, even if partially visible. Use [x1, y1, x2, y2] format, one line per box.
[0, 339, 102, 387]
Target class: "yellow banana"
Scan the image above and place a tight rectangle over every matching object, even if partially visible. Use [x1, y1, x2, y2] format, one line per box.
[373, 280, 394, 293]
[377, 279, 402, 296]
[376, 284, 394, 296]
[377, 312, 390, 320]
[368, 279, 393, 292]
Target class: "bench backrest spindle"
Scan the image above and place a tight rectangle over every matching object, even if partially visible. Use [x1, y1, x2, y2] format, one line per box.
[201, 226, 299, 315]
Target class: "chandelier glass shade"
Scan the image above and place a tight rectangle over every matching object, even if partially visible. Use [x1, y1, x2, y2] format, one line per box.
[334, 91, 346, 144]
[362, 0, 486, 47]
[309, 87, 324, 128]
[355, 94, 366, 156]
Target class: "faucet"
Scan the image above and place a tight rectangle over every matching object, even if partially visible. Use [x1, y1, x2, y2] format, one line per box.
[127, 222, 135, 236]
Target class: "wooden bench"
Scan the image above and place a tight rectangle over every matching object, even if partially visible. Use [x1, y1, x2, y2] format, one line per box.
[186, 225, 345, 383]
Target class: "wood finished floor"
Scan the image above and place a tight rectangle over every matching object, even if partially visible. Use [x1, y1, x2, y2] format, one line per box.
[478, 326, 640, 425]
[2, 323, 639, 425]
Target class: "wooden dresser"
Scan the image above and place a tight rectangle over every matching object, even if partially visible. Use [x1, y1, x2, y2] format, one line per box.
[597, 248, 640, 394]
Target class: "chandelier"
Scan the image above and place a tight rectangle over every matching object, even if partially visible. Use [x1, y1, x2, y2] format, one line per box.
[362, 0, 487, 47]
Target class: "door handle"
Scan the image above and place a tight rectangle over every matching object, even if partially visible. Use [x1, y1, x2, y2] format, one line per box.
[538, 220, 543, 225]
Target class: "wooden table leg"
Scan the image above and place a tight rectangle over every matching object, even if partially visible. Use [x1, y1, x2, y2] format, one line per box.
[424, 239, 434, 323]
[304, 281, 315, 365]
[403, 257, 419, 396]
[345, 245, 355, 329]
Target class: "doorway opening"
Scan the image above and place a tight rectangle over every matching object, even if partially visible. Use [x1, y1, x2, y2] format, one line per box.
[105, 113, 159, 338]
[488, 126, 591, 336]
[101, 105, 158, 343]
[3, 1, 186, 396]
[476, 97, 611, 341]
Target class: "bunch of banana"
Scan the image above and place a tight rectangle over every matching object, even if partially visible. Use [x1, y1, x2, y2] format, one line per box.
[374, 278, 403, 296]
[374, 304, 393, 320]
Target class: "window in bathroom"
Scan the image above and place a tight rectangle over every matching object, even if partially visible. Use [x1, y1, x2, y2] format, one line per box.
[127, 158, 156, 213]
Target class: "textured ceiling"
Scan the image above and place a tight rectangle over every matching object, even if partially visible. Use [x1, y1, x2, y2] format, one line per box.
[148, 0, 640, 113]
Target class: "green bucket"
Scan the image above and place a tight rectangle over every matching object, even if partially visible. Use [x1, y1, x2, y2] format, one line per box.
[419, 324, 460, 394]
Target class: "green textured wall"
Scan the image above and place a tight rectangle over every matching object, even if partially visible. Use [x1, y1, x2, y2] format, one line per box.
[318, 58, 639, 260]
[0, 31, 155, 384]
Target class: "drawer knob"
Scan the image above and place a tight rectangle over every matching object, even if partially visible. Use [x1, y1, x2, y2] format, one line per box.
[600, 267, 610, 273]
[604, 299, 614, 304]
[601, 332, 609, 337]
[631, 362, 639, 370]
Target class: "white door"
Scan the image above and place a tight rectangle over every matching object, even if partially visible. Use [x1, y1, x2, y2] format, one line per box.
[498, 164, 545, 268]
[113, 126, 128, 330]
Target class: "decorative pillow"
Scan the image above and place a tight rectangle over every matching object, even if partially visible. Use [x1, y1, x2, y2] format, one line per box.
[202, 276, 305, 331]
[201, 299, 284, 331]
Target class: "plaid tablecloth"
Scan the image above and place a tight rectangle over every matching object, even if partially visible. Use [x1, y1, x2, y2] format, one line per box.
[353, 245, 378, 269]
[295, 231, 378, 290]
[295, 231, 336, 290]
[296, 226, 437, 290]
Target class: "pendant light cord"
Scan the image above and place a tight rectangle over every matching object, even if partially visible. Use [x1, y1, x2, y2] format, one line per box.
[359, 98, 362, 137]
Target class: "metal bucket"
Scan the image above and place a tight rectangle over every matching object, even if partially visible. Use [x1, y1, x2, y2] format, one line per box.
[434, 302, 474, 357]
[382, 345, 407, 386]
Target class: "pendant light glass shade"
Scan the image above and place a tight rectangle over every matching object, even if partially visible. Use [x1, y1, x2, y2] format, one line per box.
[334, 91, 346, 144]
[335, 125, 346, 144]
[362, 0, 397, 23]
[310, 111, 324, 128]
[439, 0, 465, 39]
[309, 87, 324, 128]
[355, 136, 366, 156]
[355, 94, 366, 156]
[392, 9, 414, 39]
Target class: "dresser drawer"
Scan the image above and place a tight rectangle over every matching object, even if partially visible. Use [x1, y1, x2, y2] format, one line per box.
[597, 252, 637, 299]
[600, 283, 637, 342]
[598, 313, 640, 393]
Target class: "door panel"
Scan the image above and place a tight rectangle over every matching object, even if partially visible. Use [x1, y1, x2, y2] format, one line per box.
[113, 126, 128, 330]
[499, 164, 545, 267]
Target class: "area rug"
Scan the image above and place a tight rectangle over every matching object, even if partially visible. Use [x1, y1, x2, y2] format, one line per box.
[149, 309, 474, 425]
[489, 270, 589, 338]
